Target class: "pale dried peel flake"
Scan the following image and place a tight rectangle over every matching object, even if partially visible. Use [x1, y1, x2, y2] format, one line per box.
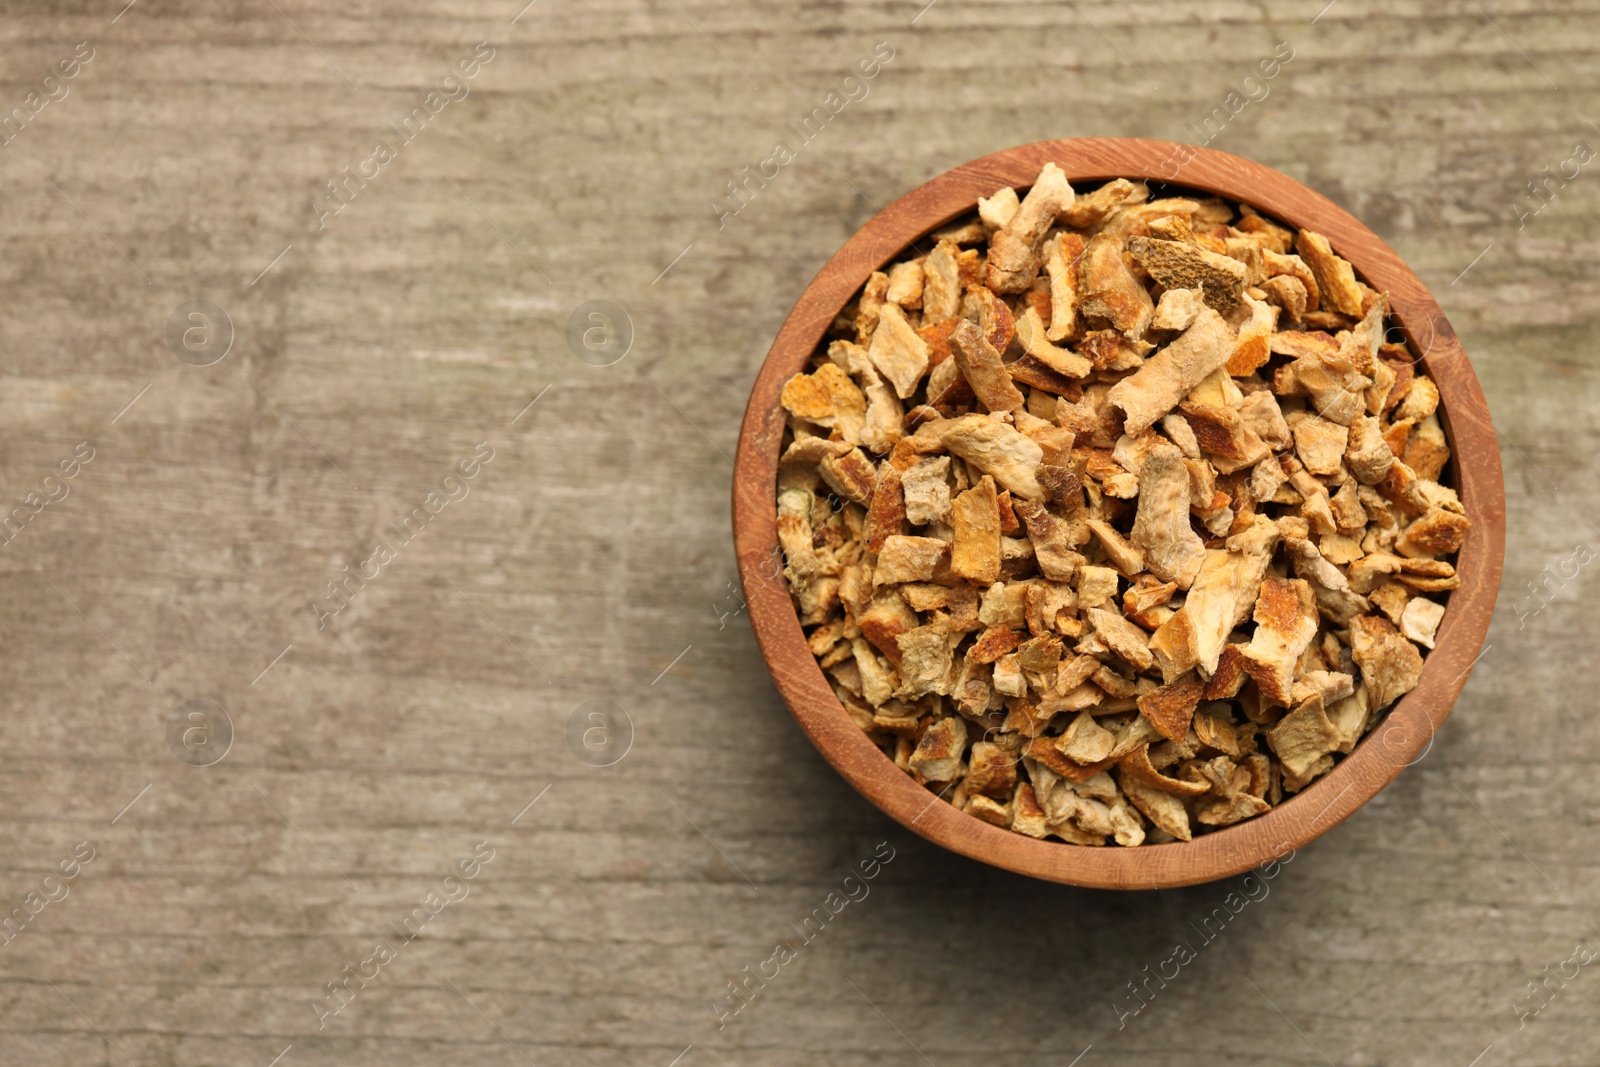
[775, 165, 1469, 846]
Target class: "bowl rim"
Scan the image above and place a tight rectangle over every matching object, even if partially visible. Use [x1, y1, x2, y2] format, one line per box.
[732, 137, 1506, 889]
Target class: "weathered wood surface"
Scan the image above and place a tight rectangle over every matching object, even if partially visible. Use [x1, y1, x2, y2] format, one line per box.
[0, 2, 1594, 1064]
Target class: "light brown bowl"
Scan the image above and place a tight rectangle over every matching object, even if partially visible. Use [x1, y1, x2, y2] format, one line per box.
[732, 138, 1505, 889]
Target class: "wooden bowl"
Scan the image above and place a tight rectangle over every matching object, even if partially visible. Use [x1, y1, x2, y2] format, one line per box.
[732, 138, 1505, 889]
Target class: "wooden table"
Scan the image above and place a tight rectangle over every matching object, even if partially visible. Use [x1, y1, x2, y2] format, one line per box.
[0, 2, 1593, 1064]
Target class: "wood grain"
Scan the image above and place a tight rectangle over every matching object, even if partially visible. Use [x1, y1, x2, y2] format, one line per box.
[0, 2, 1593, 1065]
